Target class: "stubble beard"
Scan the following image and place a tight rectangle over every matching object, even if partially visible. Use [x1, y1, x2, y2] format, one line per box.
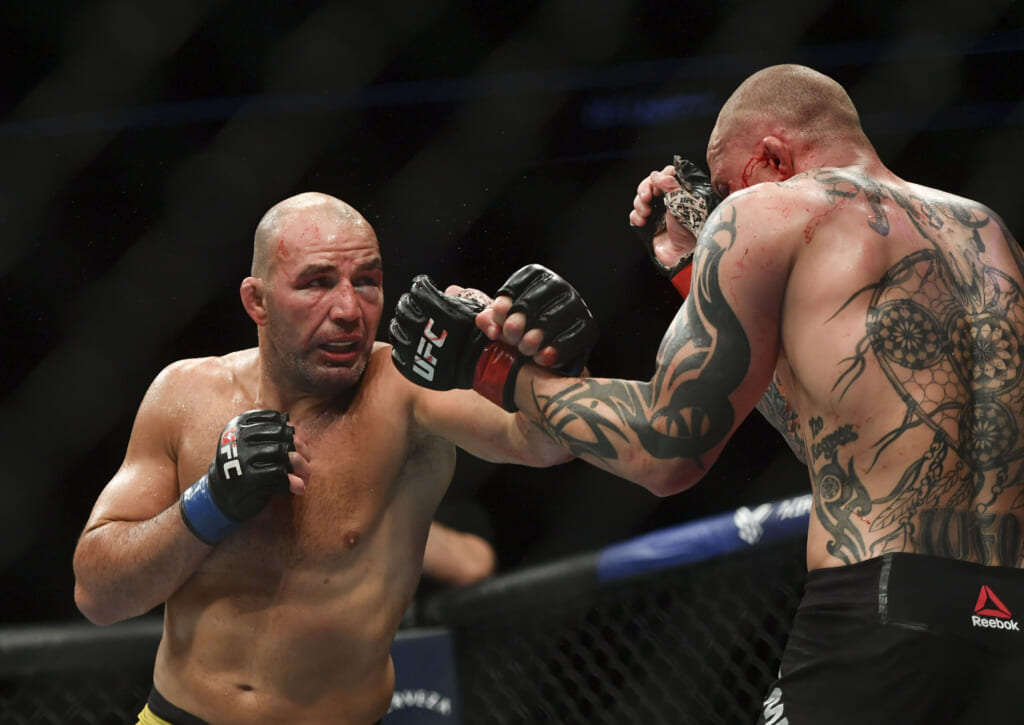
[265, 337, 369, 400]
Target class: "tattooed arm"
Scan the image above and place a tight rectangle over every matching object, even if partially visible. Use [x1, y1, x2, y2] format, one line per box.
[502, 192, 800, 495]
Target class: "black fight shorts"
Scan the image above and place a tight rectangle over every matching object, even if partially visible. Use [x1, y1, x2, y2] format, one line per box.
[758, 552, 1024, 725]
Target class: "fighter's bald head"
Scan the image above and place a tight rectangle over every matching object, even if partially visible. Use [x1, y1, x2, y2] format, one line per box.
[251, 192, 375, 278]
[713, 64, 865, 151]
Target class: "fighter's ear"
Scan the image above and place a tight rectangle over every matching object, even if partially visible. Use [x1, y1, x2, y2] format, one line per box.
[761, 136, 795, 179]
[241, 276, 268, 325]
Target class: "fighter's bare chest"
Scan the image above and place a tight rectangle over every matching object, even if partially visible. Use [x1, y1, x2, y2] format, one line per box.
[182, 411, 415, 562]
[281, 417, 409, 524]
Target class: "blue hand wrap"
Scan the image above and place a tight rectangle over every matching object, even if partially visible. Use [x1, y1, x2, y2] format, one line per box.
[179, 474, 238, 545]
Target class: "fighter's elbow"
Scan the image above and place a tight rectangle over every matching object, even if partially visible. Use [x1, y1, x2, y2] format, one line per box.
[73, 582, 121, 626]
[509, 439, 574, 468]
[644, 474, 693, 498]
[537, 448, 575, 467]
[72, 555, 133, 626]
[449, 537, 497, 587]
[635, 459, 705, 498]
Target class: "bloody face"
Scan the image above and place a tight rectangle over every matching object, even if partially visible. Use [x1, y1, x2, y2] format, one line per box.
[707, 121, 776, 199]
[260, 211, 384, 396]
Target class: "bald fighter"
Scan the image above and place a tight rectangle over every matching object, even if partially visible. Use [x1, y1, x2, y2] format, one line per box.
[73, 192, 594, 724]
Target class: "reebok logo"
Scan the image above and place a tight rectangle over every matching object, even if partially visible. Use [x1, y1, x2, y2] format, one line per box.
[412, 319, 448, 381]
[976, 585, 1012, 618]
[972, 585, 1019, 632]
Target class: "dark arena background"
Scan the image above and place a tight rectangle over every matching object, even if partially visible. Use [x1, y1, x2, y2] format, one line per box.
[1, 1, 1023, 723]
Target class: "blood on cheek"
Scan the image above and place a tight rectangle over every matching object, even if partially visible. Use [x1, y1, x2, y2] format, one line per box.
[741, 155, 769, 188]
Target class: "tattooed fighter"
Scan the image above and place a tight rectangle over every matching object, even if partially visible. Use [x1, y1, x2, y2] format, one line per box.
[390, 65, 1024, 723]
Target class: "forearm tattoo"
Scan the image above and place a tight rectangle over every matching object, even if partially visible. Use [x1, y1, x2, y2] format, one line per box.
[811, 170, 1024, 566]
[527, 206, 752, 468]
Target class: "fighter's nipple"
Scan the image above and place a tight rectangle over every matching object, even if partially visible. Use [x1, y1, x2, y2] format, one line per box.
[344, 530, 361, 549]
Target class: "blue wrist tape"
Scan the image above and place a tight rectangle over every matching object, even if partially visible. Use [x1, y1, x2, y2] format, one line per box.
[179, 474, 238, 545]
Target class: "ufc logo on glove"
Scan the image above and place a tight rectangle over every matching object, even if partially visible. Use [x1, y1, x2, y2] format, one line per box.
[413, 319, 448, 382]
[220, 427, 242, 479]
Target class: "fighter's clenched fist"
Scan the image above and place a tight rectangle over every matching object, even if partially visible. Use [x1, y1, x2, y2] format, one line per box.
[180, 409, 301, 545]
[390, 264, 598, 411]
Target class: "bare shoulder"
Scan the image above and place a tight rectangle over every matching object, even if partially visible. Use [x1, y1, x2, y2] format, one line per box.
[366, 342, 410, 390]
[906, 180, 990, 210]
[362, 341, 458, 453]
[143, 348, 259, 425]
[702, 174, 819, 264]
[908, 182, 1017, 238]
[364, 340, 470, 410]
[152, 348, 256, 397]
[358, 342, 423, 416]
[716, 172, 828, 226]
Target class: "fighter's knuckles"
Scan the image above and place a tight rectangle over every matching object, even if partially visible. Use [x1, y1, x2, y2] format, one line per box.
[490, 295, 514, 322]
[498, 312, 527, 347]
[518, 328, 546, 358]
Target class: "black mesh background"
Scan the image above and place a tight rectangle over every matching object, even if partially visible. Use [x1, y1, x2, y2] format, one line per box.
[0, 619, 159, 725]
[450, 538, 807, 725]
[0, 670, 151, 725]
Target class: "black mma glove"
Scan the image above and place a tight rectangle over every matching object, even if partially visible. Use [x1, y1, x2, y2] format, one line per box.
[631, 156, 721, 297]
[390, 276, 525, 411]
[389, 265, 598, 411]
[494, 264, 598, 376]
[179, 409, 295, 545]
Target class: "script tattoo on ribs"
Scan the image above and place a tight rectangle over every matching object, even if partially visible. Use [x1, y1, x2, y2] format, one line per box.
[816, 171, 1024, 566]
[528, 205, 751, 467]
